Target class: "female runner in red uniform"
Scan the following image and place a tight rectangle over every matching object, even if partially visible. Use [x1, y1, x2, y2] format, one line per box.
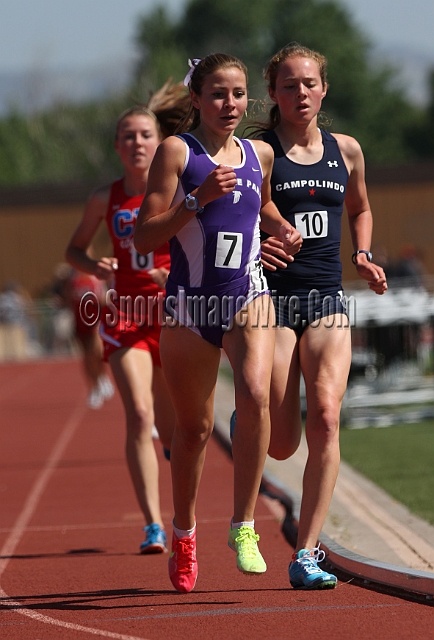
[66, 82, 189, 554]
[59, 267, 114, 409]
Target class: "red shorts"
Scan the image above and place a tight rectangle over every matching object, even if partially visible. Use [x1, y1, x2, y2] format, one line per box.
[99, 310, 162, 366]
[75, 314, 99, 342]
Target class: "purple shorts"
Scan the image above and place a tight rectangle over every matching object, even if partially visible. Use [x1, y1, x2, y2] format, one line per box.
[165, 262, 269, 348]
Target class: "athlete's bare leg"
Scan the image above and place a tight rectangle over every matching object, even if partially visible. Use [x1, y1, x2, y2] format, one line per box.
[78, 330, 104, 390]
[109, 347, 163, 527]
[268, 325, 302, 460]
[152, 365, 176, 451]
[160, 323, 221, 531]
[296, 314, 351, 550]
[223, 295, 275, 523]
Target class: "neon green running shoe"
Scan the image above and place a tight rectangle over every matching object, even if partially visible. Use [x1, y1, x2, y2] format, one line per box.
[228, 525, 267, 574]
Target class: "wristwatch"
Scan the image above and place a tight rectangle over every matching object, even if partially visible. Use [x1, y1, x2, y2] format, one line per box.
[185, 193, 204, 213]
[352, 249, 373, 264]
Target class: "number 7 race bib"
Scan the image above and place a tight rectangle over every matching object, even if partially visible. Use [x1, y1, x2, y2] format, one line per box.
[294, 211, 328, 239]
[215, 231, 243, 269]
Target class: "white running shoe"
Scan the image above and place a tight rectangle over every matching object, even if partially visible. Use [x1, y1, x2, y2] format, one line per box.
[87, 387, 104, 409]
[98, 375, 115, 400]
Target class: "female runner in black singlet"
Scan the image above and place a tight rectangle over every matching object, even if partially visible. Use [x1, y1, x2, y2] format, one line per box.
[257, 44, 387, 590]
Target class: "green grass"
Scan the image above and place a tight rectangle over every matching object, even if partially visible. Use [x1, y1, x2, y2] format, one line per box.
[340, 420, 434, 525]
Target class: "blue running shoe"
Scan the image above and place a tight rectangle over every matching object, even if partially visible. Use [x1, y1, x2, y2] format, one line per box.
[229, 410, 237, 441]
[140, 523, 167, 554]
[289, 546, 337, 589]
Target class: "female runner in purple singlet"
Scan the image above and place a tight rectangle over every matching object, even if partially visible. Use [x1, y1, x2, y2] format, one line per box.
[134, 53, 302, 593]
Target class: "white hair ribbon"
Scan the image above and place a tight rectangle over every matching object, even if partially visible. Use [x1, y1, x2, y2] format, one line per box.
[183, 58, 202, 86]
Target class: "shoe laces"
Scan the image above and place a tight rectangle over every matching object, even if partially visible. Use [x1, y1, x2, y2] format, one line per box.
[174, 537, 196, 573]
[295, 546, 326, 574]
[145, 523, 161, 536]
[235, 527, 260, 558]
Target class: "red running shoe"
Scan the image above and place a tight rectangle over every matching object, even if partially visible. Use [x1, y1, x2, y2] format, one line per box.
[168, 528, 198, 593]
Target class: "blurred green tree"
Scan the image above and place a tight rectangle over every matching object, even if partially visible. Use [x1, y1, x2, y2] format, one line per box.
[404, 67, 434, 159]
[134, 0, 422, 165]
[0, 98, 128, 187]
[0, 0, 432, 188]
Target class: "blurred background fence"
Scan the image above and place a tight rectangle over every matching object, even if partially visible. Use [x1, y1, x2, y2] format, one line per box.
[0, 295, 77, 361]
[1, 276, 433, 385]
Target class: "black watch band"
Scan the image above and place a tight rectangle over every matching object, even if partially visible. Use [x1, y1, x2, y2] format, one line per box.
[352, 250, 372, 264]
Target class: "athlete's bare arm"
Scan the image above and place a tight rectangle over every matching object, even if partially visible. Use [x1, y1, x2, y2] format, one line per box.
[252, 140, 302, 263]
[260, 236, 290, 271]
[334, 134, 387, 295]
[148, 267, 170, 288]
[66, 185, 118, 280]
[134, 136, 238, 255]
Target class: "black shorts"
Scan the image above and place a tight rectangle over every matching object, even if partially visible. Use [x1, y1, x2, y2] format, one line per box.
[271, 287, 349, 338]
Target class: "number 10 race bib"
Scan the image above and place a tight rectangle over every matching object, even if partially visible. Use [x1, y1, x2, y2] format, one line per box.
[294, 211, 328, 239]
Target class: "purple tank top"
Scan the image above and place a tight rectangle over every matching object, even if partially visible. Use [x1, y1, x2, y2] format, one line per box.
[169, 133, 263, 289]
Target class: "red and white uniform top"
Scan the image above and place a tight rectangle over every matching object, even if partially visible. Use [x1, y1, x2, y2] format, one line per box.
[105, 178, 170, 298]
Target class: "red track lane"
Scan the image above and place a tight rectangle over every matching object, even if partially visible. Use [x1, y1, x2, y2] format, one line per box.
[0, 359, 432, 639]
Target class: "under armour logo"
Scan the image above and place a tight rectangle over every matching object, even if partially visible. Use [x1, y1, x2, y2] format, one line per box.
[328, 161, 338, 167]
[233, 190, 242, 204]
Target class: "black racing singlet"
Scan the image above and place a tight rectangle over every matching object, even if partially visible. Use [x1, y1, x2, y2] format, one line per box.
[261, 129, 349, 291]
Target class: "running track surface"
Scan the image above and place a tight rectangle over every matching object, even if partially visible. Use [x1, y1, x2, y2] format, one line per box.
[0, 359, 432, 639]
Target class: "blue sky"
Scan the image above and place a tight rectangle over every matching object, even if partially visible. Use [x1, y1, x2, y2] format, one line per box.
[2, 0, 434, 72]
[0, 0, 181, 72]
[340, 0, 434, 58]
[1, 0, 433, 104]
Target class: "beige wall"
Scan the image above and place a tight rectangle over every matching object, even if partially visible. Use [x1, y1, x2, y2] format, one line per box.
[1, 177, 433, 297]
[341, 181, 434, 282]
[0, 202, 111, 297]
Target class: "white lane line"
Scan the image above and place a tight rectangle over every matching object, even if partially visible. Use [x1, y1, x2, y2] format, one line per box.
[0, 522, 141, 534]
[0, 402, 86, 574]
[0, 514, 276, 535]
[0, 600, 151, 640]
[0, 399, 149, 640]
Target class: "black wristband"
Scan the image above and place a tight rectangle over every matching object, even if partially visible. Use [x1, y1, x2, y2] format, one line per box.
[352, 250, 372, 264]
